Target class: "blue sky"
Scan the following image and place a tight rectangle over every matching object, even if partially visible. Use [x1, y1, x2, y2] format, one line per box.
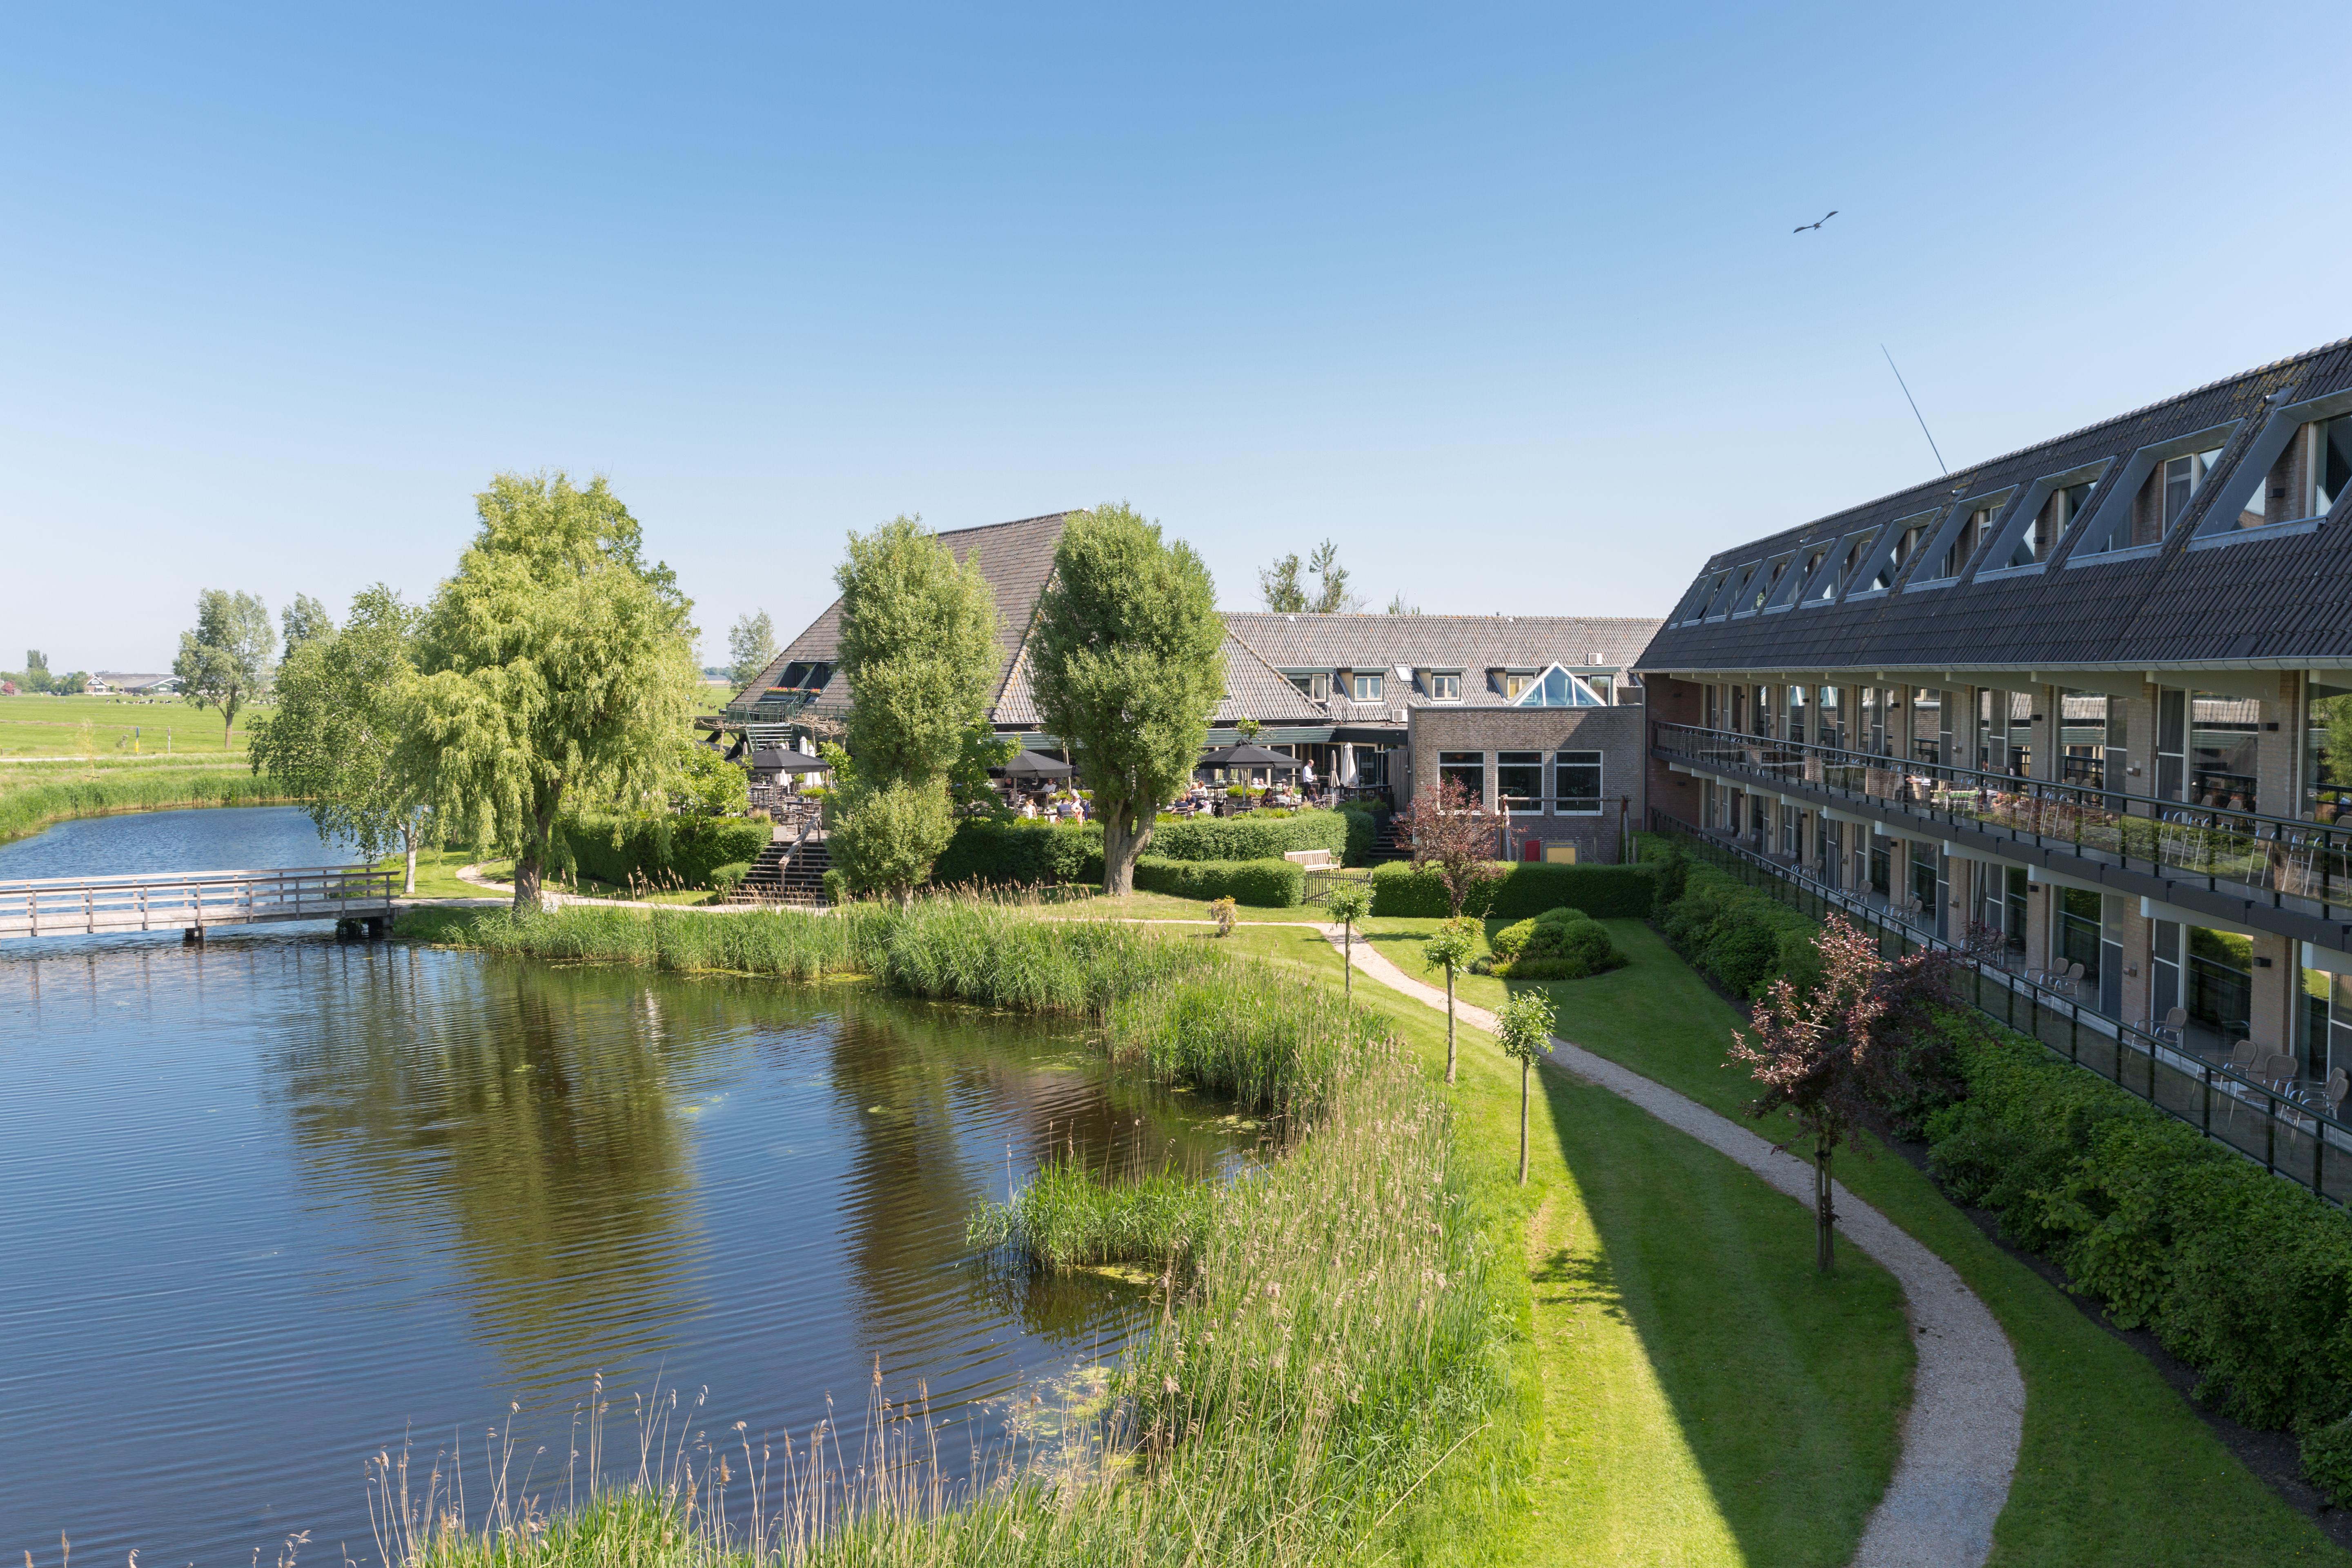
[5, 2, 2348, 672]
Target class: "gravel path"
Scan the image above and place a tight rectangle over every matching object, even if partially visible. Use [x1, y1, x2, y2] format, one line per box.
[1325, 926, 2024, 1568]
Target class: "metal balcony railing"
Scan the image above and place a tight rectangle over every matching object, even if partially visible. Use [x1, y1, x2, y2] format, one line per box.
[722, 686, 822, 724]
[1654, 721, 2352, 924]
[1647, 813, 2352, 1206]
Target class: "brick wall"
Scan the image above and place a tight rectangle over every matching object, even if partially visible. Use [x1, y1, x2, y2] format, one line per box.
[1406, 703, 1646, 862]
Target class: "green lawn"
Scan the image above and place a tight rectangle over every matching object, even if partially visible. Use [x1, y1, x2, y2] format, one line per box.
[0, 692, 256, 757]
[385, 846, 731, 905]
[1222, 922, 1913, 1566]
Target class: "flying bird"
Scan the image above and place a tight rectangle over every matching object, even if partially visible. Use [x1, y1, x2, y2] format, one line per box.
[1794, 210, 1838, 233]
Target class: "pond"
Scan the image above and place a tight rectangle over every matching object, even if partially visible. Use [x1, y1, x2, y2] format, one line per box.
[0, 811, 1249, 1564]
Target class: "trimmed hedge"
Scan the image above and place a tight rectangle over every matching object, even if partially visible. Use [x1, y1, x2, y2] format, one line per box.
[930, 819, 1103, 888]
[1336, 803, 1383, 868]
[1926, 1019, 2352, 1483]
[1367, 860, 1657, 920]
[1144, 809, 1349, 864]
[559, 813, 771, 890]
[1654, 855, 1820, 1000]
[1133, 855, 1305, 908]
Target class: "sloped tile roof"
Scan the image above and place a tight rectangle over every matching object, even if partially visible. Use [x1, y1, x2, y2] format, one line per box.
[995, 630, 1327, 728]
[1638, 335, 2352, 675]
[1224, 612, 1662, 708]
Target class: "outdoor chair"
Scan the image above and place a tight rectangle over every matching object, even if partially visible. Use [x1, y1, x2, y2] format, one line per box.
[2201, 1037, 2258, 1072]
[2260, 1053, 2303, 1095]
[2154, 1006, 2187, 1049]
[2316, 1069, 2349, 1120]
[2063, 961, 2086, 998]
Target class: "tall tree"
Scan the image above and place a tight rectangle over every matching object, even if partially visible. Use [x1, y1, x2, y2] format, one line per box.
[22, 650, 51, 693]
[1031, 504, 1225, 895]
[281, 594, 334, 659]
[1305, 540, 1359, 613]
[397, 472, 697, 911]
[248, 586, 434, 892]
[1258, 552, 1308, 612]
[728, 610, 778, 691]
[826, 516, 1002, 904]
[1257, 539, 1358, 614]
[173, 589, 274, 746]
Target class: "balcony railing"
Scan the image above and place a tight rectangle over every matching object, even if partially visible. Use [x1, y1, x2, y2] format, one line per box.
[722, 686, 822, 724]
[1655, 721, 2352, 924]
[1648, 813, 2352, 1206]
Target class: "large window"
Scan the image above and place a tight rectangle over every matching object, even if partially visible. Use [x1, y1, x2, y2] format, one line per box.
[2307, 685, 2352, 821]
[2309, 414, 2352, 519]
[1437, 750, 1484, 804]
[1496, 751, 1543, 812]
[1289, 670, 1330, 701]
[2007, 481, 2095, 567]
[2190, 693, 2261, 811]
[1425, 670, 1461, 701]
[1554, 750, 1602, 813]
[1351, 672, 1383, 701]
[2162, 446, 2227, 530]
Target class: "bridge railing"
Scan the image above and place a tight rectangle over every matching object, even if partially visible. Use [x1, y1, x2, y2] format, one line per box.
[0, 864, 397, 939]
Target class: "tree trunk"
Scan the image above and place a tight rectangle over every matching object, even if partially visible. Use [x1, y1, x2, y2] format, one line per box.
[515, 790, 563, 913]
[1100, 797, 1154, 896]
[403, 840, 417, 896]
[1445, 967, 1457, 1085]
[1518, 1058, 1530, 1185]
[1815, 1144, 1836, 1272]
[1343, 924, 1352, 998]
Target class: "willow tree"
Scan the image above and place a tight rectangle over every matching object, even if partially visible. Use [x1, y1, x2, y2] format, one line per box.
[247, 586, 433, 892]
[826, 515, 1002, 904]
[398, 472, 697, 911]
[1029, 504, 1225, 895]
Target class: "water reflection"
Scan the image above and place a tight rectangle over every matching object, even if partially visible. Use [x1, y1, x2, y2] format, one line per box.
[0, 938, 1249, 1567]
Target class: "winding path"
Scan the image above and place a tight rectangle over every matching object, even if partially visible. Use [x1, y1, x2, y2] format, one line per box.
[1323, 926, 2024, 1568]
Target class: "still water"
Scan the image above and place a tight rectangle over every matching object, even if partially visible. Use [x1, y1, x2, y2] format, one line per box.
[0, 811, 1246, 1564]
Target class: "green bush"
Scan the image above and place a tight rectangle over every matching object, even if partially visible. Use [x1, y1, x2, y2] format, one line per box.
[929, 818, 1103, 888]
[1133, 855, 1305, 907]
[1368, 860, 1655, 920]
[1142, 808, 1349, 864]
[558, 813, 771, 890]
[708, 861, 751, 895]
[1336, 803, 1383, 867]
[1489, 909, 1621, 979]
[1925, 1021, 2352, 1469]
[1655, 858, 1819, 998]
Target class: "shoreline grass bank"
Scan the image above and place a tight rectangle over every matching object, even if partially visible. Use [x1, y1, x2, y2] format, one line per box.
[0, 762, 291, 846]
[389, 898, 1528, 1566]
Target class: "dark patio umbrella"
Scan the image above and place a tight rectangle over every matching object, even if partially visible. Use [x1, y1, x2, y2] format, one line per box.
[998, 749, 1078, 779]
[751, 748, 833, 774]
[1198, 743, 1303, 771]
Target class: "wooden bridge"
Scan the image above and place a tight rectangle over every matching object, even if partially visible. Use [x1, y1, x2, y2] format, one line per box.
[0, 864, 398, 942]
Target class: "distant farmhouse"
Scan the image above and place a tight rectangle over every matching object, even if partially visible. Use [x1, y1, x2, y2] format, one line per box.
[89, 673, 183, 695]
[710, 511, 1664, 861]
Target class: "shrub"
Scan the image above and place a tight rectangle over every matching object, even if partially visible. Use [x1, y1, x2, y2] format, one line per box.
[707, 861, 750, 896]
[1369, 860, 1656, 920]
[1142, 808, 1349, 864]
[1133, 855, 1305, 907]
[1491, 913, 1621, 979]
[1336, 802, 1383, 867]
[1924, 1021, 2352, 1466]
[928, 818, 1102, 888]
[559, 812, 770, 890]
[1655, 858, 1819, 998]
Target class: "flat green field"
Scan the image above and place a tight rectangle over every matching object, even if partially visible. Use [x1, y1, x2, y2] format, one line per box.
[0, 693, 258, 757]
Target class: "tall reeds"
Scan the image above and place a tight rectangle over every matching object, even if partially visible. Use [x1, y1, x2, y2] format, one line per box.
[0, 763, 287, 844]
[965, 1154, 1210, 1271]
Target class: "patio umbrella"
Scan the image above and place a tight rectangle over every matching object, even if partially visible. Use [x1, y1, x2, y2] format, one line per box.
[1338, 742, 1358, 786]
[751, 749, 833, 773]
[998, 749, 1077, 779]
[1198, 744, 1303, 771]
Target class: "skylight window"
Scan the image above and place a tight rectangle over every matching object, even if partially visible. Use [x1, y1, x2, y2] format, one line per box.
[1511, 664, 1606, 707]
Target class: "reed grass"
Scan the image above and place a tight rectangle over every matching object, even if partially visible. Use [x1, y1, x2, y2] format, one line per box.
[0, 762, 288, 845]
[965, 1155, 1211, 1271]
[379, 897, 1519, 1566]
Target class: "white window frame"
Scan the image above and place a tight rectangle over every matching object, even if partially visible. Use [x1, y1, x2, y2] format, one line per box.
[1425, 670, 1461, 702]
[1351, 671, 1383, 702]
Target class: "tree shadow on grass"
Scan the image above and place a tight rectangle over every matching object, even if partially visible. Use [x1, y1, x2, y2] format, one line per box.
[1532, 1056, 1913, 1568]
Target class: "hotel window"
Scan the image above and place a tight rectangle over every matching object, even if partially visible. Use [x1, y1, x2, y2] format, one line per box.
[1786, 684, 1809, 744]
[1910, 688, 1942, 764]
[2307, 414, 2352, 520]
[2007, 481, 2095, 567]
[1742, 555, 1792, 614]
[1426, 670, 1461, 701]
[1869, 523, 1925, 591]
[1816, 685, 1844, 750]
[1695, 569, 1733, 619]
[1289, 671, 1331, 701]
[2161, 446, 2227, 531]
[1496, 751, 1544, 812]
[1782, 546, 1826, 606]
[2306, 684, 2352, 821]
[1941, 505, 1996, 578]
[1825, 536, 1869, 598]
[1438, 750, 1485, 804]
[1351, 672, 1383, 701]
[1555, 750, 1603, 813]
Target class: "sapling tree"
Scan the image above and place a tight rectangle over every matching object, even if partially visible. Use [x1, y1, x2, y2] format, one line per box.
[1494, 989, 1556, 1185]
[1728, 915, 1895, 1272]
[1422, 917, 1479, 1085]
[1325, 882, 1370, 999]
[1403, 775, 1503, 918]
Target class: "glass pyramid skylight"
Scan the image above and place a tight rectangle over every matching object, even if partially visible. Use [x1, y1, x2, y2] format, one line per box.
[1513, 663, 1606, 707]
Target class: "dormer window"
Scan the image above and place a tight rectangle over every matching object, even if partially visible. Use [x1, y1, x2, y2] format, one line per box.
[1941, 506, 1996, 578]
[1740, 553, 1794, 615]
[1426, 670, 1461, 701]
[2161, 446, 2226, 530]
[1511, 664, 1605, 707]
[1502, 670, 1535, 700]
[1776, 547, 1825, 608]
[1288, 670, 1331, 701]
[2005, 481, 2095, 567]
[1351, 672, 1383, 701]
[1869, 523, 1924, 590]
[2306, 414, 2352, 519]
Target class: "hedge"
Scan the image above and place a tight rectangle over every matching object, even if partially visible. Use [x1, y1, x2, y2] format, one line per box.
[1653, 855, 1820, 1000]
[1367, 860, 1657, 920]
[559, 813, 771, 890]
[1925, 1018, 2352, 1488]
[1144, 809, 1349, 864]
[1132, 855, 1305, 908]
[930, 819, 1103, 888]
[1336, 803, 1383, 867]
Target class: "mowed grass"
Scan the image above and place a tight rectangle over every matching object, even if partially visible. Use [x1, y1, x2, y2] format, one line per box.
[0, 692, 255, 756]
[1221, 922, 1911, 1567]
[1408, 913, 2349, 1567]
